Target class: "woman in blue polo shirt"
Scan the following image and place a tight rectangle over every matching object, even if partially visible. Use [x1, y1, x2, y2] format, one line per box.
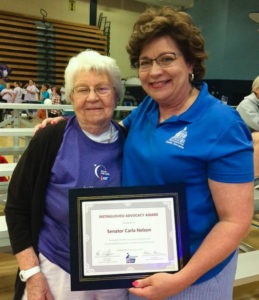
[123, 6, 254, 300]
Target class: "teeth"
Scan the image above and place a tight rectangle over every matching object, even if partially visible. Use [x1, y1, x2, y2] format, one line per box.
[151, 81, 167, 87]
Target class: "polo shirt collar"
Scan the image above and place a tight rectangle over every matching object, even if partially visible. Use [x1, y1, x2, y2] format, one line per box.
[156, 82, 213, 125]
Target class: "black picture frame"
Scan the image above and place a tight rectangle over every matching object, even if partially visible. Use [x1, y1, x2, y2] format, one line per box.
[69, 184, 189, 291]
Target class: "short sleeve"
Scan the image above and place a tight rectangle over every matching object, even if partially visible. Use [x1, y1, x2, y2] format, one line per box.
[208, 119, 254, 183]
[122, 105, 141, 130]
[122, 96, 153, 130]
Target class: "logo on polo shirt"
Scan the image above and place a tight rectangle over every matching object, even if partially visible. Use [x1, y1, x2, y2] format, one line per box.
[166, 127, 187, 149]
[94, 164, 110, 181]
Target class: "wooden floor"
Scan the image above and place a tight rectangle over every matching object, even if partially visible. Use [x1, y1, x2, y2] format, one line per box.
[0, 252, 18, 300]
[234, 221, 259, 300]
[0, 117, 259, 299]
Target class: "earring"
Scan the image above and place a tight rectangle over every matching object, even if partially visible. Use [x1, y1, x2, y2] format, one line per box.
[190, 73, 194, 82]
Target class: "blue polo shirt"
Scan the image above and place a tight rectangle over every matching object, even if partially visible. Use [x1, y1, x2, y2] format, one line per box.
[122, 82, 253, 283]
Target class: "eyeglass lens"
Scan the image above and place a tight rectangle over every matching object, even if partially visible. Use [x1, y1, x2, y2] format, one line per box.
[138, 52, 180, 70]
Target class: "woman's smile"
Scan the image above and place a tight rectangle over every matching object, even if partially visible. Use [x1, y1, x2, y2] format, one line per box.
[149, 79, 172, 89]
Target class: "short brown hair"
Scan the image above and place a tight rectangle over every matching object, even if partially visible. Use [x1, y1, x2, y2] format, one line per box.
[127, 7, 208, 80]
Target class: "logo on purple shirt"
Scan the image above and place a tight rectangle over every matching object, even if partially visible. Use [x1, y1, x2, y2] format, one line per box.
[94, 164, 110, 182]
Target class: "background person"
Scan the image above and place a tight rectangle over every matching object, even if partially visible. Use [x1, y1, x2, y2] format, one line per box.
[24, 79, 37, 119]
[237, 76, 259, 132]
[5, 50, 128, 300]
[21, 81, 27, 102]
[237, 75, 259, 185]
[60, 83, 66, 104]
[0, 82, 14, 103]
[122, 7, 254, 300]
[37, 84, 50, 120]
[47, 84, 52, 100]
[24, 80, 37, 103]
[0, 78, 6, 96]
[12, 81, 23, 103]
[0, 79, 6, 121]
[0, 82, 14, 118]
[39, 84, 50, 104]
[34, 82, 40, 102]
[49, 86, 61, 118]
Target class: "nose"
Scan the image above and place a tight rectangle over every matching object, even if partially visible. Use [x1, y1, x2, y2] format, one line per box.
[149, 61, 163, 76]
[86, 88, 98, 101]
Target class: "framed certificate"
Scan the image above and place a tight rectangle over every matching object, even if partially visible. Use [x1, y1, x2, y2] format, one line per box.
[69, 184, 189, 291]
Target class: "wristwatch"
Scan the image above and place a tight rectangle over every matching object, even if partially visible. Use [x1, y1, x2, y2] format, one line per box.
[19, 266, 41, 282]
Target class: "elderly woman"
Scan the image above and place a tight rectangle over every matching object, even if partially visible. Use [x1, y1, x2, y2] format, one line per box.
[122, 7, 254, 300]
[5, 50, 128, 300]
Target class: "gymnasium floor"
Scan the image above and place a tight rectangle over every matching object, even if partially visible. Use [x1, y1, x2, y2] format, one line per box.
[0, 117, 259, 300]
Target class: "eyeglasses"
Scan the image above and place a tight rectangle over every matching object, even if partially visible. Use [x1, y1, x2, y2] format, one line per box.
[137, 52, 182, 72]
[72, 85, 113, 98]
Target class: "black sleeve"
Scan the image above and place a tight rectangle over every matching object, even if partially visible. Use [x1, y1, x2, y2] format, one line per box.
[4, 121, 67, 254]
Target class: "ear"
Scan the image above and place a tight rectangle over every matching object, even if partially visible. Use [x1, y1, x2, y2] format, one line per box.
[187, 62, 194, 74]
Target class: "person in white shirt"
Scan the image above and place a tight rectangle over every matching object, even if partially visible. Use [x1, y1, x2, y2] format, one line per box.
[47, 85, 52, 100]
[60, 84, 66, 103]
[1, 82, 14, 103]
[34, 83, 40, 102]
[24, 80, 38, 119]
[24, 80, 37, 102]
[12, 81, 23, 103]
[1, 82, 14, 119]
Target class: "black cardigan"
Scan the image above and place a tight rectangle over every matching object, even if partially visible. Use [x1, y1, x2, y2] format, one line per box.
[5, 120, 67, 300]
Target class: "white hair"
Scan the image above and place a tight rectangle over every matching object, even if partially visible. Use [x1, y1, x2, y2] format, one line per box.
[252, 76, 259, 92]
[64, 50, 122, 102]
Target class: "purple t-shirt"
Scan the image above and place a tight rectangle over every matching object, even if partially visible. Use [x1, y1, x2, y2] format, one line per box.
[38, 117, 124, 272]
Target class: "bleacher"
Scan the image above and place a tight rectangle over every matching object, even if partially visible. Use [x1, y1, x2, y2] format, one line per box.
[0, 9, 107, 85]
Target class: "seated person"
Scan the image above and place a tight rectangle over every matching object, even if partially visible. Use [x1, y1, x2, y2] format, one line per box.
[237, 76, 259, 185]
[237, 76, 259, 132]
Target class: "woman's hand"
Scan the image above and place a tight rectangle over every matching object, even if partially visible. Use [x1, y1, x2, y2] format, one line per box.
[26, 272, 54, 300]
[33, 116, 64, 135]
[129, 272, 188, 300]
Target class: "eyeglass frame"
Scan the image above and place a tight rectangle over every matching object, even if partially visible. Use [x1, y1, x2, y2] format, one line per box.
[136, 52, 182, 71]
[72, 85, 114, 99]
